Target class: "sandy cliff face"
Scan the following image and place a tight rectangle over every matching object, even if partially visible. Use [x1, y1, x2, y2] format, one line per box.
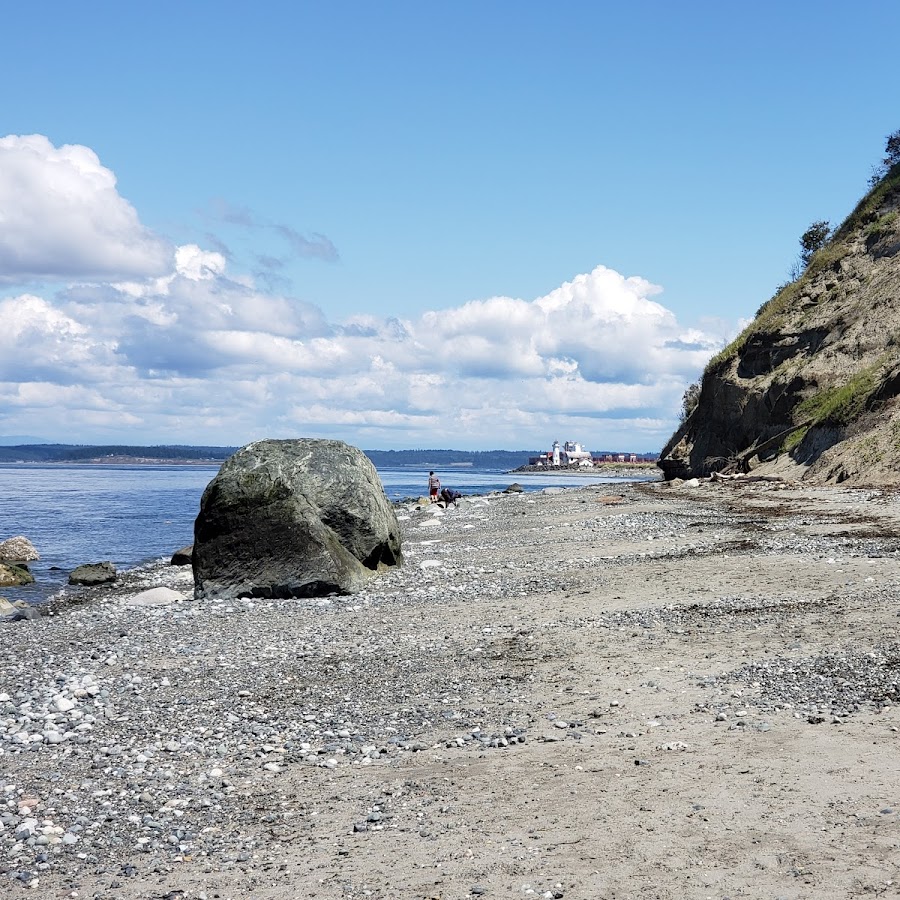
[660, 166, 900, 485]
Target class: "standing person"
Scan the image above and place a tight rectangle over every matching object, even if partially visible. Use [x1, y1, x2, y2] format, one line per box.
[428, 471, 441, 502]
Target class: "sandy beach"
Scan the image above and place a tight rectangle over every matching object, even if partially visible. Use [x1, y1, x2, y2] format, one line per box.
[3, 479, 900, 899]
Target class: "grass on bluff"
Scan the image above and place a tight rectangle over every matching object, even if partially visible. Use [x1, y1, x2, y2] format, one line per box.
[780, 425, 808, 454]
[796, 364, 881, 428]
[865, 209, 899, 241]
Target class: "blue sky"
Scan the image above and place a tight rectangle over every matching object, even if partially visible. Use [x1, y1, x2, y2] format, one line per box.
[1, 1, 897, 451]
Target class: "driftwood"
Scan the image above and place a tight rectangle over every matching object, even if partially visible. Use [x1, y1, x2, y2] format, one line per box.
[717, 419, 814, 475]
[710, 471, 786, 484]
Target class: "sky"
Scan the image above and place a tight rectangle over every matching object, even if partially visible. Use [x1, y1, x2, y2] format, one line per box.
[2, 0, 898, 452]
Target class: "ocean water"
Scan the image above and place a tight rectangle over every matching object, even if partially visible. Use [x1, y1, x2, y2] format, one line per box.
[0, 462, 655, 604]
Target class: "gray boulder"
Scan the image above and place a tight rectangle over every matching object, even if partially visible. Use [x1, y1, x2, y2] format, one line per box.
[0, 536, 39, 561]
[1, 598, 40, 622]
[193, 439, 403, 600]
[69, 561, 117, 586]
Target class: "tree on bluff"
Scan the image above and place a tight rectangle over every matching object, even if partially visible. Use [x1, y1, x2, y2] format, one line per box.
[800, 220, 831, 268]
[869, 128, 900, 186]
[884, 129, 900, 167]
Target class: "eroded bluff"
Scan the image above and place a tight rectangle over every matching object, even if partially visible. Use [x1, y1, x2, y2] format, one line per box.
[660, 166, 900, 485]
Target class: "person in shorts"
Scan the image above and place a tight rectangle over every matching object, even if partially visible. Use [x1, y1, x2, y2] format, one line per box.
[428, 471, 441, 501]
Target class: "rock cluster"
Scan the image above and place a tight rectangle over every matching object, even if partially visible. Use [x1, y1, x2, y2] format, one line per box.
[0, 563, 34, 587]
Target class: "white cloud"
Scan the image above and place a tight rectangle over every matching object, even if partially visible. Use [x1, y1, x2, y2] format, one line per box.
[0, 135, 172, 282]
[0, 133, 732, 449]
[0, 294, 118, 382]
[175, 244, 227, 281]
[2, 257, 729, 448]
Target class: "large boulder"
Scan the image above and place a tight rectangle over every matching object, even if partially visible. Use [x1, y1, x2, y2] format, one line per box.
[193, 439, 403, 600]
[0, 536, 39, 561]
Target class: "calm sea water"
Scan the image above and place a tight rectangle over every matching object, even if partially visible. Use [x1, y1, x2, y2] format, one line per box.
[0, 463, 655, 604]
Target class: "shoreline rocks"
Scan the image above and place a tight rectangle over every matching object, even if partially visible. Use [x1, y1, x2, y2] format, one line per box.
[170, 544, 193, 566]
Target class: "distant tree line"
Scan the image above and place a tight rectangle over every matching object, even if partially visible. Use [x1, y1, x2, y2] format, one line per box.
[0, 444, 239, 463]
[0, 444, 541, 468]
[363, 449, 538, 469]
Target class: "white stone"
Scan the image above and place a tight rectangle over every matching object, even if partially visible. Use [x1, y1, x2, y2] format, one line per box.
[124, 587, 185, 607]
[52, 696, 75, 713]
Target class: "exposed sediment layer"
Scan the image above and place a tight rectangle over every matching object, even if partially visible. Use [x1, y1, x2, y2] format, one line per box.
[3, 481, 900, 898]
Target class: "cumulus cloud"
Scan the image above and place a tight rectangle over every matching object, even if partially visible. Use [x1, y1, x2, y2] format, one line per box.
[0, 255, 730, 448]
[0, 294, 117, 383]
[0, 134, 731, 448]
[0, 135, 172, 281]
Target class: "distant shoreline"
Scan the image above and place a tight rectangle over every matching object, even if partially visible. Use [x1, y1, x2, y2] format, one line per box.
[0, 457, 225, 466]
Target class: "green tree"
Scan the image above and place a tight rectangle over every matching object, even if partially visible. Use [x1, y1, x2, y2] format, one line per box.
[800, 220, 831, 268]
[868, 128, 900, 186]
[885, 129, 900, 167]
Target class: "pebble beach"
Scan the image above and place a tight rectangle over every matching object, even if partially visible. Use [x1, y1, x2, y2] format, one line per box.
[3, 479, 900, 899]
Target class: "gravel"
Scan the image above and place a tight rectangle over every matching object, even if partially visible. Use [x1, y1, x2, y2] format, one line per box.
[3, 479, 900, 895]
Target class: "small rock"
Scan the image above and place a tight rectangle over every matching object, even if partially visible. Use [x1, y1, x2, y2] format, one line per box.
[69, 561, 117, 586]
[170, 545, 193, 566]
